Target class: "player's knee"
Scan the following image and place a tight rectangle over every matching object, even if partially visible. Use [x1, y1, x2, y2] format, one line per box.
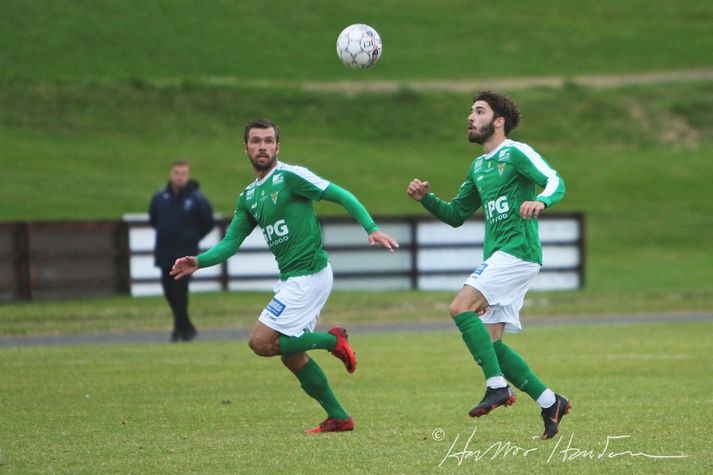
[248, 336, 278, 357]
[449, 297, 487, 318]
[449, 301, 466, 318]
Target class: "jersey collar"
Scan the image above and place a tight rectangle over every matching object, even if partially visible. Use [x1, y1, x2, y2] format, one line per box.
[482, 139, 512, 160]
[255, 161, 282, 186]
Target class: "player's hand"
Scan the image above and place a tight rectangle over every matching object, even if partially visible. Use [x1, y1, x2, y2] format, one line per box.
[368, 230, 400, 252]
[407, 178, 430, 201]
[520, 200, 546, 219]
[170, 256, 198, 280]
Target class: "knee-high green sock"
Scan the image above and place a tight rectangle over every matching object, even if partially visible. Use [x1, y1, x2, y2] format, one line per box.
[279, 332, 337, 356]
[493, 340, 547, 400]
[454, 312, 502, 379]
[294, 358, 349, 420]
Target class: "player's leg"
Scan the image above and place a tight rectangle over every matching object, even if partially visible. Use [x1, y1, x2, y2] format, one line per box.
[483, 295, 555, 408]
[449, 285, 505, 384]
[279, 327, 356, 373]
[449, 285, 516, 417]
[487, 321, 549, 404]
[253, 265, 354, 432]
[282, 353, 353, 433]
[249, 270, 336, 358]
[484, 299, 572, 439]
[491, 333, 571, 439]
[260, 265, 356, 372]
[247, 321, 281, 356]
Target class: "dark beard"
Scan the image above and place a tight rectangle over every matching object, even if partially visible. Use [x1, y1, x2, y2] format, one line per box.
[468, 119, 496, 144]
[249, 154, 277, 171]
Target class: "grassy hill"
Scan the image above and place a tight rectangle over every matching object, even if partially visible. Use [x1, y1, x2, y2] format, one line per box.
[2, 0, 713, 300]
[2, 0, 713, 82]
[3, 80, 713, 297]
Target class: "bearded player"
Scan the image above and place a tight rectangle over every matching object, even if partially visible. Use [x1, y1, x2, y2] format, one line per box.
[407, 91, 571, 440]
[172, 118, 399, 433]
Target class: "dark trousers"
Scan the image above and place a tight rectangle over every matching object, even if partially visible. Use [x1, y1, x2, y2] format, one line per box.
[160, 266, 194, 334]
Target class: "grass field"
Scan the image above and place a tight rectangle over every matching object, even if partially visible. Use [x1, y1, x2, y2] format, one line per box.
[1, 322, 711, 473]
[3, 0, 713, 82]
[3, 1, 713, 473]
[3, 80, 713, 301]
[3, 2, 713, 306]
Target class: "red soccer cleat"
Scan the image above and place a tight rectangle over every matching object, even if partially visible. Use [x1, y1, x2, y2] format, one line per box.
[327, 326, 357, 373]
[304, 417, 355, 433]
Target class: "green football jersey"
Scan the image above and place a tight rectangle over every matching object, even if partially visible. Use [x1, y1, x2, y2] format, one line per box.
[197, 162, 332, 279]
[421, 139, 565, 264]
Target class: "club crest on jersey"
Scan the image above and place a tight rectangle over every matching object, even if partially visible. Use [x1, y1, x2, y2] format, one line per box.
[474, 158, 483, 171]
[245, 186, 255, 200]
[498, 163, 506, 175]
[271, 191, 279, 204]
[272, 173, 284, 184]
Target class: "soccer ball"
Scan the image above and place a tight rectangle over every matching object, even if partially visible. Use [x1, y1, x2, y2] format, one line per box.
[336, 24, 382, 69]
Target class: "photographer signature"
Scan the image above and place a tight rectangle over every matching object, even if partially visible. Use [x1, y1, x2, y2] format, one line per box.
[433, 426, 688, 466]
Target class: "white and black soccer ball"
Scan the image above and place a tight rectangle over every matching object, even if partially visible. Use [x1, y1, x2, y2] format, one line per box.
[336, 24, 382, 70]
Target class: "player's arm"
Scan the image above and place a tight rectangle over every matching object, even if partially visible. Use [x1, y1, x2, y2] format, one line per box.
[283, 169, 398, 251]
[320, 183, 399, 251]
[170, 197, 256, 279]
[511, 146, 565, 218]
[321, 184, 378, 233]
[408, 173, 482, 227]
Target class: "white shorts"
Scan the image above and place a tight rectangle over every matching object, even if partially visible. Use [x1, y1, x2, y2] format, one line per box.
[464, 251, 540, 333]
[258, 264, 333, 337]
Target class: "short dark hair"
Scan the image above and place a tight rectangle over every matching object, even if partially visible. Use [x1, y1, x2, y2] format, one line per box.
[171, 160, 189, 168]
[244, 118, 280, 143]
[473, 91, 521, 135]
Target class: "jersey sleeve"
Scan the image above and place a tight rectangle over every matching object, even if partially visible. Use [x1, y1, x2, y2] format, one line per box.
[510, 144, 565, 207]
[420, 169, 482, 227]
[283, 166, 331, 201]
[321, 183, 379, 233]
[196, 195, 256, 268]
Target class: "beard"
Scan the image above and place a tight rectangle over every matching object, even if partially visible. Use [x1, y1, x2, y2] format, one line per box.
[468, 119, 496, 144]
[249, 153, 277, 171]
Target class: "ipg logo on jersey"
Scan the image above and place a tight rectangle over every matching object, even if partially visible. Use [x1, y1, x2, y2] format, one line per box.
[262, 219, 290, 247]
[484, 196, 510, 224]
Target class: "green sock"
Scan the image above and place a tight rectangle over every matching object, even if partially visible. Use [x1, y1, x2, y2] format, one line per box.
[279, 332, 337, 356]
[454, 312, 502, 379]
[493, 339, 547, 401]
[294, 358, 349, 420]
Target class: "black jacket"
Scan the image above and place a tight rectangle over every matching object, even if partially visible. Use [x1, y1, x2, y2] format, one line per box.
[149, 180, 215, 268]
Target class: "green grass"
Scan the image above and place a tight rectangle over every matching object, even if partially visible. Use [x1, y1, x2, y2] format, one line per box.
[1, 322, 711, 473]
[3, 81, 713, 298]
[1, 289, 712, 337]
[2, 2, 713, 314]
[2, 0, 713, 82]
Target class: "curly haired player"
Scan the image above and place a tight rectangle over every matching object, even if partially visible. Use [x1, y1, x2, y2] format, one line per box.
[407, 91, 571, 439]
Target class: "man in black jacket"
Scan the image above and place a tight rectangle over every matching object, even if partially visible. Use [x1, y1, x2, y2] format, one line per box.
[149, 160, 214, 341]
